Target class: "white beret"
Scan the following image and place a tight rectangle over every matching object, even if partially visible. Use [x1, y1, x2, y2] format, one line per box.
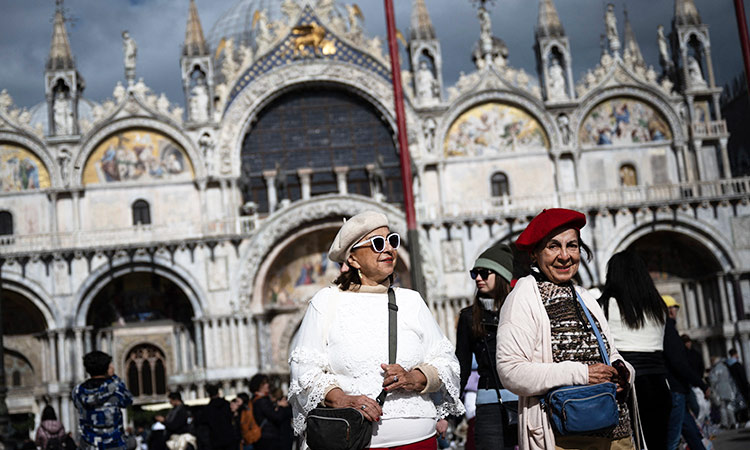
[328, 211, 389, 264]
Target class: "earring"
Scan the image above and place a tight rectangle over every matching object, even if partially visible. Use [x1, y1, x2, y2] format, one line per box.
[357, 269, 363, 279]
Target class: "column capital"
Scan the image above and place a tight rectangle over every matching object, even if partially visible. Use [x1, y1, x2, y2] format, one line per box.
[334, 166, 349, 174]
[262, 169, 278, 180]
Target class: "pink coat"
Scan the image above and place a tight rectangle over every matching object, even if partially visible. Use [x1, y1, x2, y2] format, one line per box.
[35, 420, 65, 450]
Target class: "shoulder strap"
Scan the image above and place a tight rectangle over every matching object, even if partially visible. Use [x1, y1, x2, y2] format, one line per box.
[575, 291, 610, 365]
[375, 287, 398, 406]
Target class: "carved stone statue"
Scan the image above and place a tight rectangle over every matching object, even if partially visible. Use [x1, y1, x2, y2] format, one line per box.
[687, 55, 707, 87]
[547, 58, 567, 101]
[478, 6, 493, 63]
[605, 4, 620, 53]
[122, 30, 137, 85]
[415, 60, 438, 103]
[657, 25, 671, 71]
[423, 117, 437, 153]
[199, 133, 215, 173]
[557, 114, 571, 146]
[58, 148, 71, 186]
[53, 91, 73, 135]
[189, 84, 209, 122]
[220, 39, 238, 81]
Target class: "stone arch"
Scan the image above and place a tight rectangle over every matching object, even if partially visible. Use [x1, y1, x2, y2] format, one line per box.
[74, 258, 207, 327]
[217, 61, 421, 178]
[0, 275, 57, 328]
[575, 87, 685, 148]
[438, 91, 557, 155]
[233, 194, 440, 311]
[601, 218, 738, 278]
[0, 131, 57, 189]
[74, 117, 205, 187]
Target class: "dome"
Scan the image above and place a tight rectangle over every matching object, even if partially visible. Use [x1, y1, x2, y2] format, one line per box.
[206, 0, 285, 53]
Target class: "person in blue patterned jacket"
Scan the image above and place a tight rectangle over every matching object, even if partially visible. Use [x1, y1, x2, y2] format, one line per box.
[72, 351, 134, 449]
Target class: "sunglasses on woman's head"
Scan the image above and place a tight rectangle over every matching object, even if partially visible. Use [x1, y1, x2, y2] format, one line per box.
[351, 232, 400, 253]
[470, 268, 493, 280]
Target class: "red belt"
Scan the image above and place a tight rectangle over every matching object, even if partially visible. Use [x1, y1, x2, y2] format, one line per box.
[368, 435, 437, 450]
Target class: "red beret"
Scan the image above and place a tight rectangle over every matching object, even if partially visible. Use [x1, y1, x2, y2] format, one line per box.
[515, 208, 586, 252]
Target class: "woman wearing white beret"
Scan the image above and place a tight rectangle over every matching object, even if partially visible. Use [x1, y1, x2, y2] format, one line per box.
[289, 210, 463, 449]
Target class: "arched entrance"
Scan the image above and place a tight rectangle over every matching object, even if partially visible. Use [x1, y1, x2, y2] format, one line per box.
[1, 288, 48, 433]
[85, 272, 197, 402]
[627, 230, 731, 357]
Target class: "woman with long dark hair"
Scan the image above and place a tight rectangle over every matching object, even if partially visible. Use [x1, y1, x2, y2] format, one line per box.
[598, 250, 670, 450]
[456, 243, 517, 449]
[35, 405, 66, 450]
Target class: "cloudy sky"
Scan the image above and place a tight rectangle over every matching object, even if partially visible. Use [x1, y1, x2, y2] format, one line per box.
[0, 0, 746, 110]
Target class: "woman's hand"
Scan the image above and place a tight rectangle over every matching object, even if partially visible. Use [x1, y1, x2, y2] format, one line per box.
[324, 388, 382, 422]
[381, 363, 427, 392]
[587, 363, 618, 385]
[436, 419, 449, 438]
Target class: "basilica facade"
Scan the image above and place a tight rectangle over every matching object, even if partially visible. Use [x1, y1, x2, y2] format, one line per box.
[1, 0, 749, 434]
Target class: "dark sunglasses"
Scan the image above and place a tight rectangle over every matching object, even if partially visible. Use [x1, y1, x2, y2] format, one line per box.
[470, 268, 494, 280]
[352, 232, 401, 253]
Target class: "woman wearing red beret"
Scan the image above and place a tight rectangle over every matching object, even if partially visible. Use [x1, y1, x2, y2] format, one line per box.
[495, 209, 635, 450]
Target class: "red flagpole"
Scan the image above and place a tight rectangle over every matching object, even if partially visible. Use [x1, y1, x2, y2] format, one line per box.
[384, 0, 425, 296]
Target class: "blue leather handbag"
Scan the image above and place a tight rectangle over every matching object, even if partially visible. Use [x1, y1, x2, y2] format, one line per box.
[540, 292, 620, 436]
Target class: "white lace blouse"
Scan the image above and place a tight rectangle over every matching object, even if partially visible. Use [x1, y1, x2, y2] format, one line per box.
[288, 286, 464, 443]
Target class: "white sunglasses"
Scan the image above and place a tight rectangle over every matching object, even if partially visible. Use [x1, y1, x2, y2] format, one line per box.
[351, 232, 401, 253]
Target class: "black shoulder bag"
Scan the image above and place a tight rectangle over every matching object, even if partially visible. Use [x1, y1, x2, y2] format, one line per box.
[305, 287, 397, 450]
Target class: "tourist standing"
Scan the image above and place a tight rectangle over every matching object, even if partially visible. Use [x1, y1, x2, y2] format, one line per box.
[496, 208, 634, 450]
[598, 250, 670, 450]
[193, 384, 236, 450]
[35, 405, 66, 450]
[456, 242, 516, 449]
[72, 351, 134, 450]
[249, 374, 291, 450]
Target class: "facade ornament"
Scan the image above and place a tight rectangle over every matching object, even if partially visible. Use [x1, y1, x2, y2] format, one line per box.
[557, 113, 571, 146]
[547, 57, 568, 101]
[423, 117, 437, 153]
[346, 4, 364, 42]
[189, 83, 209, 123]
[687, 56, 707, 88]
[220, 39, 238, 82]
[478, 6, 493, 64]
[199, 132, 215, 174]
[281, 0, 302, 22]
[113, 82, 126, 103]
[252, 10, 274, 54]
[657, 25, 672, 73]
[317, 0, 337, 22]
[58, 148, 72, 186]
[122, 30, 137, 86]
[53, 91, 74, 135]
[605, 4, 620, 54]
[415, 61, 438, 103]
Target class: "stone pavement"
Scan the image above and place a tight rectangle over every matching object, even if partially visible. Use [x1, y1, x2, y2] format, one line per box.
[710, 426, 750, 449]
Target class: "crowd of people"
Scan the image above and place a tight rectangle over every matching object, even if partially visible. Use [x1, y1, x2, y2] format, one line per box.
[26, 208, 750, 450]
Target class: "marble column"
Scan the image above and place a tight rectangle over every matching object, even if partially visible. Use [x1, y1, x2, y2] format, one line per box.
[334, 166, 349, 194]
[297, 168, 313, 200]
[74, 328, 84, 382]
[41, 334, 50, 382]
[193, 320, 205, 369]
[180, 327, 189, 372]
[60, 396, 71, 435]
[718, 275, 734, 323]
[57, 330, 68, 382]
[263, 170, 278, 213]
[173, 327, 182, 373]
[695, 282, 708, 327]
[238, 316, 248, 367]
[719, 138, 731, 179]
[84, 327, 93, 354]
[229, 317, 239, 367]
[682, 282, 699, 328]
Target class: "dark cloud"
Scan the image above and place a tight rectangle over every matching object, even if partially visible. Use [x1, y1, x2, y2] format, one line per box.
[0, 0, 745, 109]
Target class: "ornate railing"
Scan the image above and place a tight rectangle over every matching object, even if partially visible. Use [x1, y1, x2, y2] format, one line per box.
[418, 176, 750, 221]
[0, 216, 260, 255]
[692, 120, 729, 139]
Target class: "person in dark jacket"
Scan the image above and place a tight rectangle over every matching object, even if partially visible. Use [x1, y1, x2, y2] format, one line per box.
[35, 405, 66, 450]
[157, 392, 191, 437]
[455, 242, 515, 450]
[72, 351, 134, 450]
[193, 384, 236, 450]
[249, 374, 292, 450]
[663, 296, 710, 450]
[727, 349, 750, 404]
